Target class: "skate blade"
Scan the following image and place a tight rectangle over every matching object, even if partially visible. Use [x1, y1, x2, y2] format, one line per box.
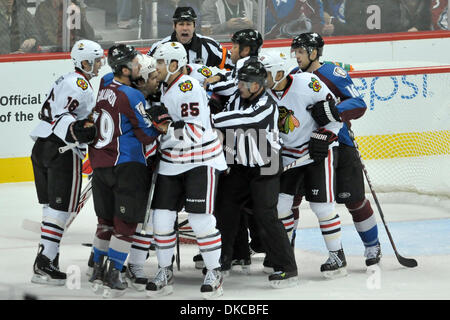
[127, 279, 147, 292]
[322, 267, 348, 279]
[31, 274, 65, 286]
[202, 286, 224, 300]
[102, 286, 127, 299]
[90, 280, 104, 295]
[366, 263, 381, 274]
[269, 276, 299, 289]
[146, 285, 173, 298]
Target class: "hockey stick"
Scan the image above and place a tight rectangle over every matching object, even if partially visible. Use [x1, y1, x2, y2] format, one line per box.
[141, 163, 159, 235]
[175, 215, 181, 271]
[59, 142, 80, 154]
[282, 153, 311, 172]
[349, 130, 418, 268]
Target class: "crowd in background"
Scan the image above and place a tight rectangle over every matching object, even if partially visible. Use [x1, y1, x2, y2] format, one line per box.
[0, 0, 448, 55]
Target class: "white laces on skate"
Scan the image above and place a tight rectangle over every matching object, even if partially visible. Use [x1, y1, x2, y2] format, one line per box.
[327, 251, 343, 267]
[365, 244, 381, 259]
[203, 269, 220, 286]
[128, 263, 146, 278]
[153, 267, 172, 285]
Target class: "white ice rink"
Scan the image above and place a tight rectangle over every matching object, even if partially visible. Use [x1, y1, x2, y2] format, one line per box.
[1, 180, 449, 301]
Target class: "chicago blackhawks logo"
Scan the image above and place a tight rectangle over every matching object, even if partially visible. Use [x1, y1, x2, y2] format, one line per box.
[76, 78, 88, 90]
[179, 80, 193, 92]
[278, 106, 300, 134]
[198, 66, 212, 78]
[309, 77, 322, 92]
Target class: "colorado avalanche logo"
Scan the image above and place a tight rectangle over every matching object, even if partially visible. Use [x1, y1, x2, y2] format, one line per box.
[278, 106, 300, 134]
[76, 78, 88, 90]
[179, 80, 193, 92]
[198, 66, 212, 77]
[309, 77, 322, 92]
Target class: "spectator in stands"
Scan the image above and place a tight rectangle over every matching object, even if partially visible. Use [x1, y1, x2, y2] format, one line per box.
[200, 0, 258, 35]
[0, 0, 40, 54]
[143, 0, 202, 38]
[397, 0, 431, 32]
[264, 0, 323, 39]
[117, 0, 136, 29]
[35, 0, 98, 49]
[431, 0, 448, 30]
[321, 0, 347, 36]
[336, 0, 402, 35]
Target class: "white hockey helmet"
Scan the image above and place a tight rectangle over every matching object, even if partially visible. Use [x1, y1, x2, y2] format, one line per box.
[259, 52, 289, 89]
[153, 41, 187, 82]
[71, 39, 104, 77]
[138, 54, 157, 82]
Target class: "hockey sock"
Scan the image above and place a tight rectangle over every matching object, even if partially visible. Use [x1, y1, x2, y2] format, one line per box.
[107, 217, 138, 270]
[310, 202, 342, 252]
[153, 209, 177, 268]
[188, 213, 221, 270]
[40, 205, 69, 260]
[290, 194, 302, 243]
[277, 193, 295, 240]
[346, 199, 379, 247]
[128, 223, 153, 265]
[93, 218, 113, 263]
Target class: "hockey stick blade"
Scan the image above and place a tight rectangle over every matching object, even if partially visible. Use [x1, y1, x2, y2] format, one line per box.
[396, 254, 418, 268]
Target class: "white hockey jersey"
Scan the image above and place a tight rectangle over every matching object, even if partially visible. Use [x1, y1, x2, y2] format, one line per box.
[30, 71, 95, 157]
[158, 74, 227, 175]
[267, 73, 343, 168]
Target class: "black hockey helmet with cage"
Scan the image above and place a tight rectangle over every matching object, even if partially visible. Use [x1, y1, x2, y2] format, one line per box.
[231, 29, 263, 56]
[173, 7, 197, 23]
[237, 57, 267, 86]
[107, 44, 139, 74]
[291, 32, 324, 57]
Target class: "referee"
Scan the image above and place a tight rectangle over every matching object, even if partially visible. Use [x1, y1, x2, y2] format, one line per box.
[212, 58, 298, 288]
[147, 7, 233, 70]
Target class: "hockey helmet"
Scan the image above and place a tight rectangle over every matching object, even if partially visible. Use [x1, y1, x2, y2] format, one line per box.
[107, 44, 140, 74]
[291, 32, 324, 57]
[237, 57, 267, 86]
[71, 39, 104, 76]
[153, 42, 188, 82]
[231, 29, 263, 56]
[138, 55, 157, 82]
[173, 6, 197, 23]
[259, 52, 289, 89]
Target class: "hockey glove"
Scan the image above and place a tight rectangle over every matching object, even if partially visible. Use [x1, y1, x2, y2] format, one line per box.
[307, 100, 341, 127]
[146, 105, 172, 134]
[309, 128, 338, 162]
[66, 119, 97, 144]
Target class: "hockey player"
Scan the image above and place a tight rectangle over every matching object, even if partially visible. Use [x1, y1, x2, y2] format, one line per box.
[30, 39, 104, 286]
[291, 32, 382, 268]
[212, 58, 298, 288]
[145, 41, 227, 299]
[87, 44, 167, 298]
[260, 51, 347, 279]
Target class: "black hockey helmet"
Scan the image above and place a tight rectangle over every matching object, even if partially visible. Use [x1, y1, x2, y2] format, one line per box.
[107, 44, 139, 74]
[291, 32, 324, 57]
[173, 7, 197, 23]
[237, 57, 267, 86]
[231, 29, 263, 56]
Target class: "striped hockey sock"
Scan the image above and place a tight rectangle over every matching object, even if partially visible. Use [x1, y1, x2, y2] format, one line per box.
[129, 229, 153, 265]
[197, 231, 222, 270]
[311, 202, 342, 252]
[154, 231, 177, 268]
[39, 206, 69, 260]
[347, 199, 379, 247]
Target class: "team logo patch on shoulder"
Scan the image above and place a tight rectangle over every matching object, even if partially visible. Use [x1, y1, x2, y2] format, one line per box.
[198, 66, 212, 78]
[278, 106, 300, 134]
[179, 80, 193, 92]
[76, 78, 88, 90]
[333, 66, 347, 78]
[309, 77, 322, 92]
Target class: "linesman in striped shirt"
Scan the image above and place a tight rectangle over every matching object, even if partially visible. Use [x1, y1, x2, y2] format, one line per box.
[212, 58, 298, 288]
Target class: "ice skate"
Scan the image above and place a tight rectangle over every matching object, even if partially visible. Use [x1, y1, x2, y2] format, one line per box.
[31, 244, 66, 286]
[102, 259, 128, 299]
[321, 249, 348, 279]
[193, 253, 205, 269]
[201, 268, 224, 299]
[365, 243, 382, 267]
[88, 255, 106, 294]
[86, 251, 94, 277]
[146, 265, 174, 297]
[231, 258, 251, 275]
[268, 270, 298, 288]
[125, 263, 148, 291]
